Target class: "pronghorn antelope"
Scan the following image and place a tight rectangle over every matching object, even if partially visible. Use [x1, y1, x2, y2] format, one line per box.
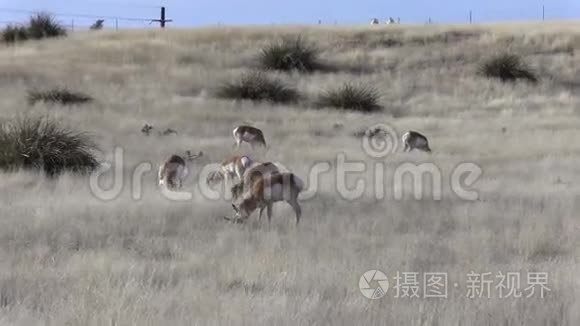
[158, 150, 203, 190]
[402, 131, 431, 152]
[231, 162, 281, 201]
[370, 18, 379, 25]
[206, 155, 253, 187]
[229, 173, 304, 225]
[232, 125, 267, 149]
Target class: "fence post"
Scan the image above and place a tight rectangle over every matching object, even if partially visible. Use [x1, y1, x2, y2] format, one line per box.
[160, 6, 166, 28]
[542, 5, 545, 21]
[469, 10, 472, 24]
[115, 18, 118, 30]
[152, 6, 172, 28]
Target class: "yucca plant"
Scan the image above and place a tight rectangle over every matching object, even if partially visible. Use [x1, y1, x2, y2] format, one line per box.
[258, 36, 321, 72]
[27, 13, 67, 40]
[0, 117, 99, 176]
[316, 83, 382, 112]
[215, 71, 299, 104]
[1, 24, 29, 43]
[479, 54, 538, 83]
[28, 88, 93, 106]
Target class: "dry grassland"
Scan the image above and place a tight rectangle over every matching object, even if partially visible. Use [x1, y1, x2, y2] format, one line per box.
[0, 22, 579, 325]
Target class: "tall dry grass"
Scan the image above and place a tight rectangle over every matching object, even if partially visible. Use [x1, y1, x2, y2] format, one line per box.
[0, 22, 579, 325]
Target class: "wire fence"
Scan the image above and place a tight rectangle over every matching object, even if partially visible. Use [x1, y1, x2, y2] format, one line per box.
[0, 5, 167, 31]
[0, 3, 577, 31]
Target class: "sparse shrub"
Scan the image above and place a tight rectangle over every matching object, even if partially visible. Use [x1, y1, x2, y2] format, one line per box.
[1, 25, 29, 43]
[258, 36, 321, 72]
[215, 72, 299, 103]
[27, 13, 66, 40]
[0, 117, 99, 176]
[90, 19, 105, 30]
[28, 89, 93, 105]
[479, 54, 538, 83]
[2, 13, 66, 44]
[316, 83, 382, 112]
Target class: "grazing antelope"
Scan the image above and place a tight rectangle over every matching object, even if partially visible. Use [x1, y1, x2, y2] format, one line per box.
[158, 150, 203, 190]
[206, 155, 253, 187]
[231, 162, 281, 201]
[232, 125, 266, 149]
[402, 131, 431, 153]
[230, 173, 304, 225]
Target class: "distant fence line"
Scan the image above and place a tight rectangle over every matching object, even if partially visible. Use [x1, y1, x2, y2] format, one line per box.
[0, 6, 171, 31]
[0, 4, 574, 31]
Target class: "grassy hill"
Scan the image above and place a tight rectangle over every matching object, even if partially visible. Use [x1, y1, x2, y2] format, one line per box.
[0, 23, 579, 325]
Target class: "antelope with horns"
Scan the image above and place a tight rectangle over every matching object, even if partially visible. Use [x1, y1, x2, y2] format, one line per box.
[232, 125, 266, 149]
[229, 172, 304, 225]
[402, 130, 431, 153]
[158, 150, 203, 190]
[230, 161, 281, 202]
[206, 155, 253, 187]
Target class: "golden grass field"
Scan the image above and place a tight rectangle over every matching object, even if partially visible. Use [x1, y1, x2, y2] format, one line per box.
[0, 22, 579, 325]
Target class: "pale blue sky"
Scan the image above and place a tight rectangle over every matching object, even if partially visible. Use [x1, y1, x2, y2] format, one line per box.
[0, 0, 578, 28]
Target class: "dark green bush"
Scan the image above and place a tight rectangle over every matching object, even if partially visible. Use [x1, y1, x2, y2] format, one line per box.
[28, 89, 93, 106]
[1, 25, 29, 43]
[316, 83, 382, 112]
[0, 117, 99, 176]
[2, 13, 67, 44]
[215, 72, 299, 103]
[479, 54, 538, 83]
[258, 36, 321, 72]
[90, 19, 105, 31]
[27, 13, 67, 40]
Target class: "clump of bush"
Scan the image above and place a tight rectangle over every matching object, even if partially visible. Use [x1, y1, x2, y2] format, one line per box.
[28, 88, 93, 106]
[27, 13, 67, 39]
[1, 13, 66, 44]
[0, 117, 99, 176]
[90, 19, 105, 31]
[479, 54, 538, 83]
[316, 83, 382, 112]
[258, 36, 322, 72]
[1, 25, 29, 43]
[215, 71, 299, 103]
